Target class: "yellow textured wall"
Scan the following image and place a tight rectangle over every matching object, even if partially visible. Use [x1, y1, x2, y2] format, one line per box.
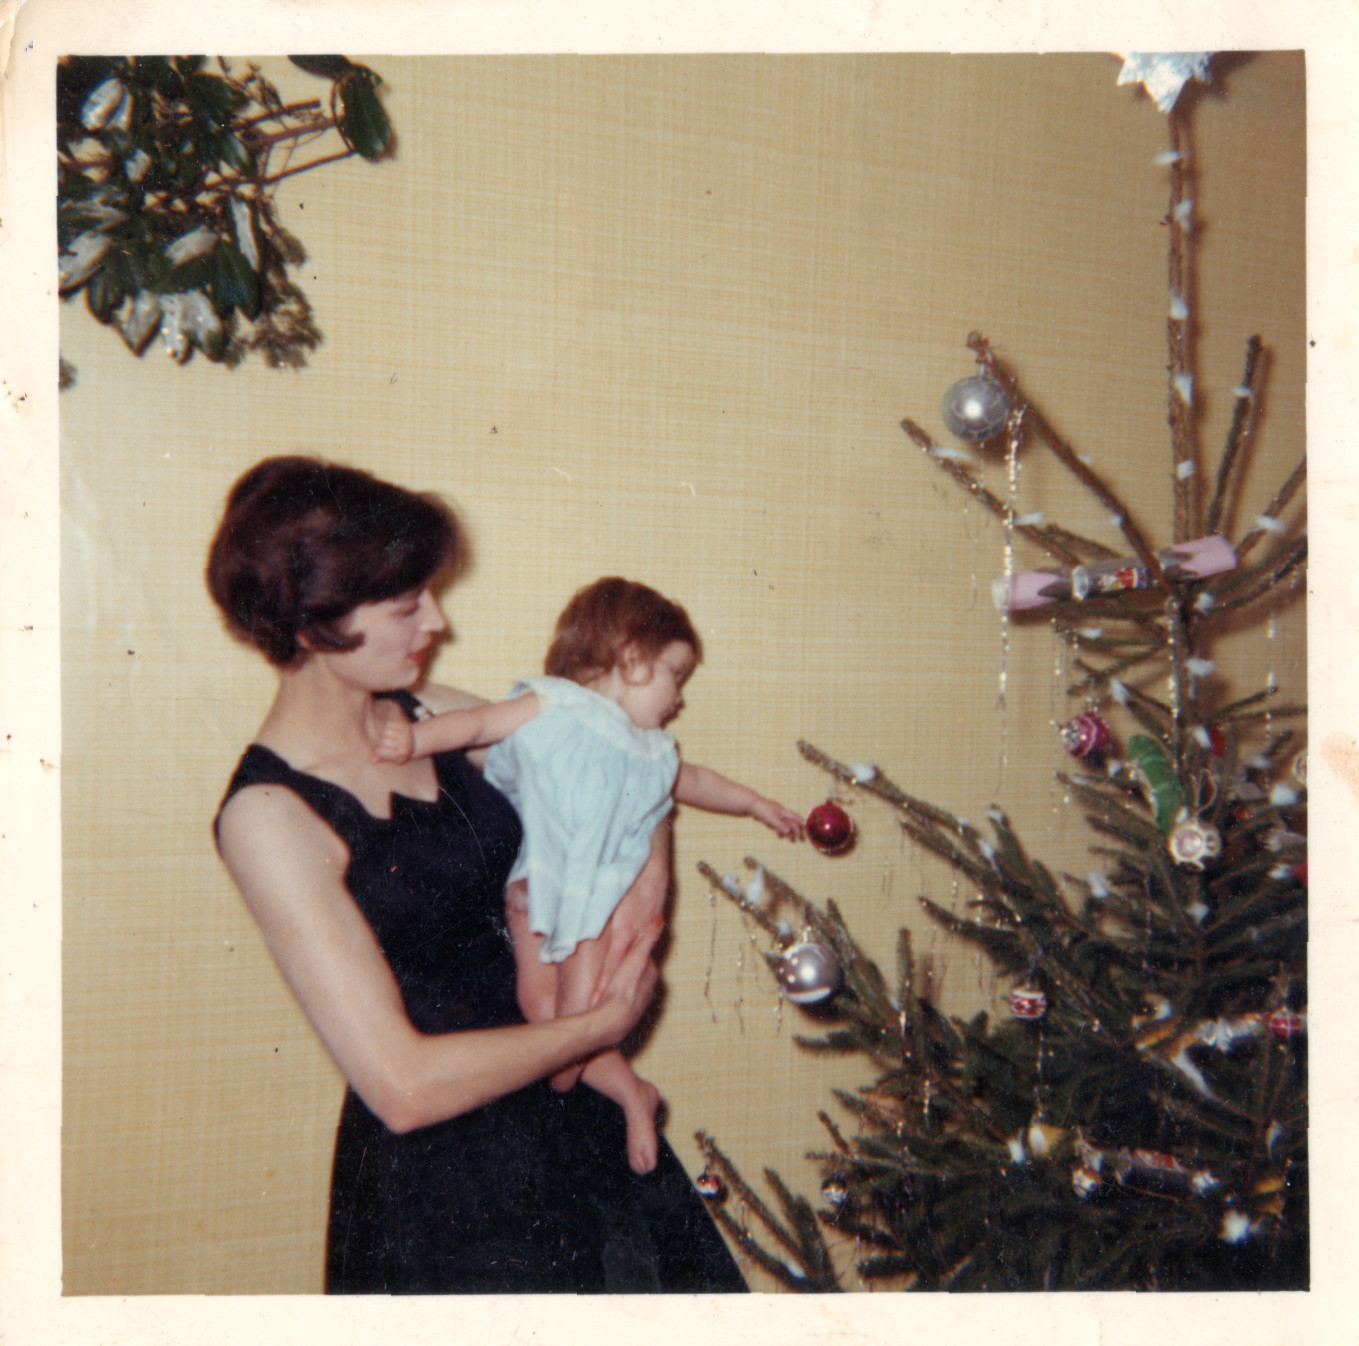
[58, 53, 1305, 1294]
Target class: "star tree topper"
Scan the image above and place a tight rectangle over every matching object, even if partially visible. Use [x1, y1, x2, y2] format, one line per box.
[1116, 53, 1214, 113]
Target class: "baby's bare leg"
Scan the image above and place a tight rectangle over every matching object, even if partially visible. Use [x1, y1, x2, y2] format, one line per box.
[547, 936, 608, 1092]
[554, 930, 661, 1173]
[504, 880, 558, 1024]
[579, 1049, 661, 1174]
[509, 893, 662, 1173]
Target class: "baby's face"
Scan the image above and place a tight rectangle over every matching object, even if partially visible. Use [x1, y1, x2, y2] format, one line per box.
[614, 641, 697, 730]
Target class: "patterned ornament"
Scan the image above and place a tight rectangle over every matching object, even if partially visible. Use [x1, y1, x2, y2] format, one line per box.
[806, 800, 855, 854]
[1128, 1148, 1214, 1192]
[1167, 814, 1223, 870]
[775, 940, 842, 1005]
[1061, 712, 1111, 760]
[819, 1176, 849, 1208]
[1008, 984, 1048, 1020]
[694, 1169, 726, 1201]
[940, 375, 1011, 442]
[1071, 1164, 1102, 1199]
[1267, 1008, 1306, 1041]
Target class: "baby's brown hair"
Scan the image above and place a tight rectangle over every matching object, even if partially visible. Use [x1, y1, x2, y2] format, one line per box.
[545, 577, 701, 685]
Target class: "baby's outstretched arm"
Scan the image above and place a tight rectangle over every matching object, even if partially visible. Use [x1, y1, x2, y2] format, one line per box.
[372, 692, 542, 764]
[675, 762, 806, 840]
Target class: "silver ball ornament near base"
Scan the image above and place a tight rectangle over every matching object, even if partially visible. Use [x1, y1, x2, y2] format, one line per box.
[774, 940, 842, 1005]
[941, 375, 1011, 442]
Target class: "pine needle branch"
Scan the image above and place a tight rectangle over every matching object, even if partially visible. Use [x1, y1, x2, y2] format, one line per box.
[900, 418, 1115, 569]
[1234, 460, 1307, 564]
[966, 332, 1170, 590]
[1205, 335, 1265, 537]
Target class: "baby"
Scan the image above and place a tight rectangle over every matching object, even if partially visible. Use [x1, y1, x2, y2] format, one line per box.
[374, 576, 803, 1172]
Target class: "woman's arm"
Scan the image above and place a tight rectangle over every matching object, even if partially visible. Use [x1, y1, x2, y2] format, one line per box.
[675, 762, 806, 840]
[217, 782, 658, 1135]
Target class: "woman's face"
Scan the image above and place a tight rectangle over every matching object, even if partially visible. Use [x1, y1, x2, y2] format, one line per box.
[326, 586, 447, 691]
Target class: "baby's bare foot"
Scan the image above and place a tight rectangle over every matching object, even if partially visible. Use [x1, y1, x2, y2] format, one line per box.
[623, 1077, 661, 1174]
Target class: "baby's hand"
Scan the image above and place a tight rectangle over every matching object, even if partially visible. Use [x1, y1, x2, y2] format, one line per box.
[751, 797, 806, 841]
[372, 717, 416, 765]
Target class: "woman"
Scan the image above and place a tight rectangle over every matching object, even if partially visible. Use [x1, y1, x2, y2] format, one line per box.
[208, 456, 747, 1294]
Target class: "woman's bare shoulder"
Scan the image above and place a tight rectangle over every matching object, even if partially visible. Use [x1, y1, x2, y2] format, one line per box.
[414, 682, 489, 714]
[217, 778, 349, 873]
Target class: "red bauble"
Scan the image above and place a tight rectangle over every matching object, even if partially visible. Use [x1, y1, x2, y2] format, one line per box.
[807, 801, 855, 854]
[1061, 712, 1111, 760]
[1268, 1008, 1306, 1041]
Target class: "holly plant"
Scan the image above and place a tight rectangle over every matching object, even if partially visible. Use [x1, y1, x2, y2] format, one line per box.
[57, 55, 394, 378]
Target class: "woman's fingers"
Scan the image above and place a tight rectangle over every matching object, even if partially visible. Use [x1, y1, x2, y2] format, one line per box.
[594, 920, 660, 1018]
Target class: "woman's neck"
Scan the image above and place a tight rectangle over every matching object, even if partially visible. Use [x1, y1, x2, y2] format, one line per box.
[256, 659, 390, 770]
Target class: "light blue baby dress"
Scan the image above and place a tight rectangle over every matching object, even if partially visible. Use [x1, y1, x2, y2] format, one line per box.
[483, 676, 680, 963]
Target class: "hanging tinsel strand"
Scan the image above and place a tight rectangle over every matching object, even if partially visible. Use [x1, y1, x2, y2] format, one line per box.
[900, 418, 1091, 568]
[965, 333, 1172, 594]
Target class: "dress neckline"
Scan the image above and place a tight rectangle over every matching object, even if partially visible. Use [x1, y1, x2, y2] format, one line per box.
[243, 742, 448, 822]
[246, 691, 443, 822]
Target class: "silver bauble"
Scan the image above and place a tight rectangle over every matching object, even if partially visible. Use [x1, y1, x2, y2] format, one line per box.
[775, 940, 842, 1004]
[941, 375, 1011, 442]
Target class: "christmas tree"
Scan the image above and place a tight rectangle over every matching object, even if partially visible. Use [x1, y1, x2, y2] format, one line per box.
[692, 54, 1307, 1293]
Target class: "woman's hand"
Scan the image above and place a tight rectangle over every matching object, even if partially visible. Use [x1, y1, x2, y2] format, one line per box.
[590, 916, 663, 1038]
[589, 821, 671, 1005]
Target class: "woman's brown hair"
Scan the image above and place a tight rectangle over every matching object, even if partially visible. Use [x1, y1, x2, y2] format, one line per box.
[545, 577, 701, 685]
[206, 456, 458, 666]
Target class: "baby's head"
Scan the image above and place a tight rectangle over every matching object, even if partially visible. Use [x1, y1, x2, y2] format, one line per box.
[546, 577, 701, 729]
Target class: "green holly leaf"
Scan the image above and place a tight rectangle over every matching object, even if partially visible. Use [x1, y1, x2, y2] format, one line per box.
[172, 143, 208, 192]
[131, 57, 184, 100]
[85, 267, 125, 324]
[166, 253, 214, 295]
[337, 69, 392, 161]
[288, 55, 357, 79]
[214, 131, 256, 176]
[186, 72, 246, 132]
[212, 241, 260, 319]
[56, 56, 125, 125]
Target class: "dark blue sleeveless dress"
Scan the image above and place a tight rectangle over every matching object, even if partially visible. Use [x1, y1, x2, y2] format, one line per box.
[216, 691, 746, 1294]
